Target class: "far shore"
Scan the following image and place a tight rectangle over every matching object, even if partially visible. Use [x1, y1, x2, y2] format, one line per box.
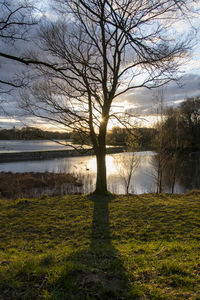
[0, 146, 126, 163]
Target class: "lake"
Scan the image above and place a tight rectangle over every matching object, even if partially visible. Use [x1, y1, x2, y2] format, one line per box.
[0, 140, 199, 194]
[0, 140, 73, 153]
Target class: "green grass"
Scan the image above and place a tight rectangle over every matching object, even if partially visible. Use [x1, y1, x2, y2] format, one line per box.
[0, 193, 200, 299]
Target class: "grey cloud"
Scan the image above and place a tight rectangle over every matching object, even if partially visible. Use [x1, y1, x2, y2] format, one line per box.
[0, 114, 52, 130]
[121, 73, 200, 115]
[1, 72, 200, 129]
[0, 118, 21, 129]
[1, 1, 200, 127]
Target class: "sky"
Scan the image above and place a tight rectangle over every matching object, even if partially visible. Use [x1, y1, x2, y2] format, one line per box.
[0, 1, 200, 131]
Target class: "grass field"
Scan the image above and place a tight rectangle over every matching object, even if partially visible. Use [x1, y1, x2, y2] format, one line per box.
[0, 192, 200, 299]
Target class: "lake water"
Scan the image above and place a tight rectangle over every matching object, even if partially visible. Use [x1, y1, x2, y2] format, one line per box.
[0, 140, 199, 194]
[0, 140, 73, 153]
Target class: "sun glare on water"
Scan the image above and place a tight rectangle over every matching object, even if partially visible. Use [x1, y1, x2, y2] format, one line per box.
[86, 155, 118, 175]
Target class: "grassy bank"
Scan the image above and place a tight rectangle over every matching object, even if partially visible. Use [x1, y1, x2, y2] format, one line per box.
[0, 193, 200, 299]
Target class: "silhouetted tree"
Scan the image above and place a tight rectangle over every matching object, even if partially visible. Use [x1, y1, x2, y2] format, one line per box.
[179, 97, 200, 150]
[20, 0, 197, 194]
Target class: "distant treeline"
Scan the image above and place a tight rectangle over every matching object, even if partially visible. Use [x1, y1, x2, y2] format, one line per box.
[0, 125, 156, 150]
[106, 127, 156, 150]
[107, 96, 200, 153]
[1, 96, 199, 153]
[68, 127, 156, 150]
[0, 127, 71, 140]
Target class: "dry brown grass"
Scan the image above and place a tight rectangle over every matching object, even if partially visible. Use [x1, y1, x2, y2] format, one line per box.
[0, 172, 82, 199]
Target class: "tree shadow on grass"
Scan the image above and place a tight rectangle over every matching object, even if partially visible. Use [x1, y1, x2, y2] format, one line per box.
[0, 195, 132, 300]
[54, 194, 131, 300]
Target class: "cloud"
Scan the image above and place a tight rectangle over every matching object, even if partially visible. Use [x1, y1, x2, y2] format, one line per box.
[1, 1, 200, 129]
[1, 73, 200, 129]
[0, 117, 20, 127]
[115, 73, 200, 116]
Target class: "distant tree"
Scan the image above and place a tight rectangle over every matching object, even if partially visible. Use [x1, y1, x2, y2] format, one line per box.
[130, 127, 156, 151]
[163, 108, 181, 193]
[19, 0, 197, 194]
[152, 95, 200, 193]
[115, 132, 140, 194]
[106, 126, 156, 150]
[179, 97, 200, 150]
[151, 90, 167, 193]
[106, 127, 127, 146]
[160, 97, 200, 152]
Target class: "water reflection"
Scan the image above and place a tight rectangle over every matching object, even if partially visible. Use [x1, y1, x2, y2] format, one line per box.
[0, 151, 199, 194]
[150, 152, 200, 194]
[0, 152, 158, 194]
[150, 154, 185, 194]
[171, 152, 200, 192]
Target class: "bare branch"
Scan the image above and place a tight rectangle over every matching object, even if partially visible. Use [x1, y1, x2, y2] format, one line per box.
[15, 0, 198, 192]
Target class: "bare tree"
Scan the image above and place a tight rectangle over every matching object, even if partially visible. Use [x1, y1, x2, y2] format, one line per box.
[152, 90, 181, 193]
[114, 126, 140, 194]
[115, 151, 139, 194]
[152, 89, 166, 193]
[20, 0, 198, 194]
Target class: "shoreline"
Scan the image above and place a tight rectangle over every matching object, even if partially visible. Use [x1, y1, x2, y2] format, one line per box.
[0, 146, 126, 163]
[0, 171, 83, 199]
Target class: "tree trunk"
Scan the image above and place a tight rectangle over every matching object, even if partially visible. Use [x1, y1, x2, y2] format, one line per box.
[93, 117, 108, 195]
[94, 145, 108, 194]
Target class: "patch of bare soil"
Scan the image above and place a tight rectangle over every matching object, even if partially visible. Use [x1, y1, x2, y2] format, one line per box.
[0, 172, 82, 199]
